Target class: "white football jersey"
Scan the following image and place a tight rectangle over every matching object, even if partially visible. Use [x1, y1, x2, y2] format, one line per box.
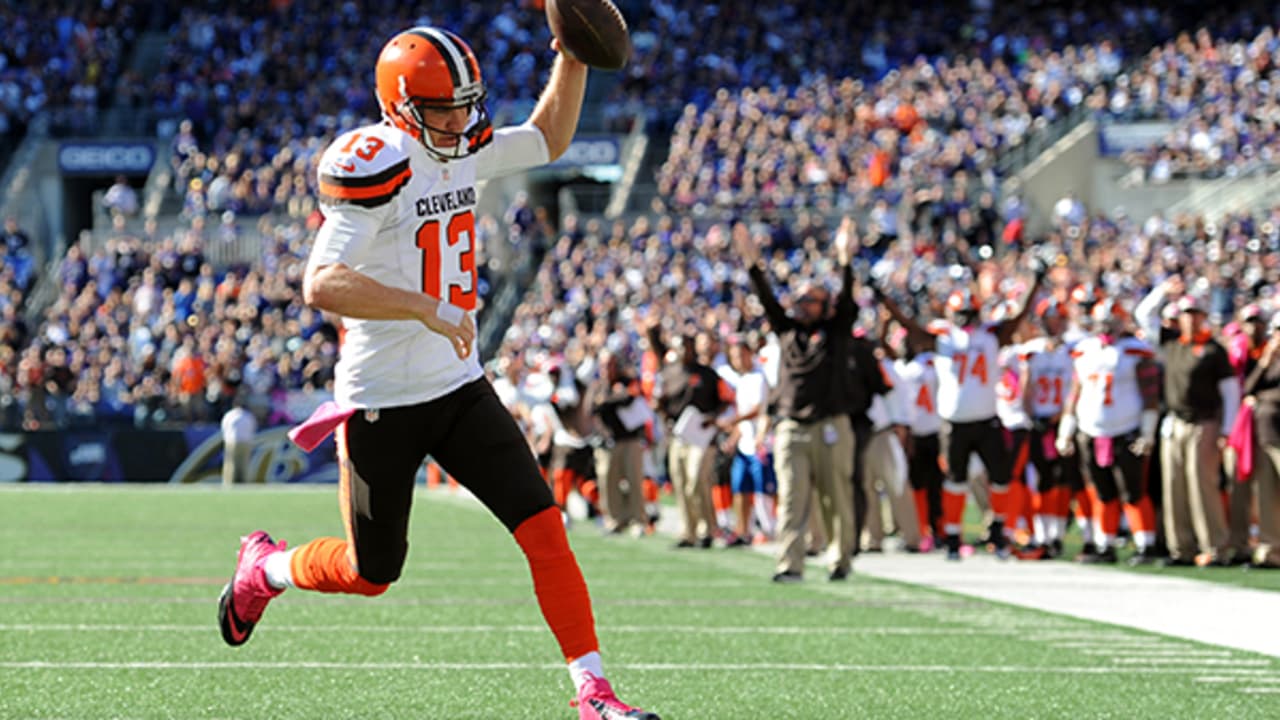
[1018, 336, 1072, 420]
[895, 353, 942, 437]
[867, 358, 909, 432]
[931, 321, 1001, 423]
[720, 365, 769, 455]
[307, 121, 549, 408]
[996, 345, 1030, 430]
[1071, 335, 1154, 438]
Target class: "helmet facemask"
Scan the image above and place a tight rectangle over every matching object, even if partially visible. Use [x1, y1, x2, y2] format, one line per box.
[395, 81, 493, 162]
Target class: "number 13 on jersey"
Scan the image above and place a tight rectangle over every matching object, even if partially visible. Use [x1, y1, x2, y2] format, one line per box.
[417, 210, 477, 311]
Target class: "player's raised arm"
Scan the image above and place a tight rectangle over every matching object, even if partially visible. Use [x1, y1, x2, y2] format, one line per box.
[996, 261, 1047, 347]
[529, 43, 590, 162]
[875, 284, 934, 352]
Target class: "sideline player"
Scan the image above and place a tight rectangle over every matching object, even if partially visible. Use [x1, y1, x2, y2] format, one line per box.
[1056, 300, 1161, 564]
[216, 27, 658, 720]
[877, 264, 1044, 560]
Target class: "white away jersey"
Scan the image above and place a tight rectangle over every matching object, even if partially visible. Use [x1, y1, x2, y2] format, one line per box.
[307, 121, 549, 408]
[930, 321, 1001, 423]
[996, 346, 1030, 431]
[895, 353, 942, 437]
[1070, 335, 1155, 438]
[1018, 336, 1072, 420]
[867, 358, 909, 432]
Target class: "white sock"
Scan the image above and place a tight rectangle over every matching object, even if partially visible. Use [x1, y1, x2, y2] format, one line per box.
[568, 651, 604, 692]
[263, 547, 297, 590]
[1033, 516, 1048, 546]
[1078, 518, 1093, 545]
[754, 495, 777, 536]
[1134, 530, 1155, 551]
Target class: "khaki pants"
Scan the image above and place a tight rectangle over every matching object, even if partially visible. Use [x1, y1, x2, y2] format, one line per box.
[1225, 448, 1252, 558]
[1161, 417, 1227, 561]
[1246, 442, 1280, 566]
[222, 440, 253, 486]
[774, 415, 855, 576]
[862, 429, 920, 550]
[596, 437, 645, 531]
[668, 437, 716, 542]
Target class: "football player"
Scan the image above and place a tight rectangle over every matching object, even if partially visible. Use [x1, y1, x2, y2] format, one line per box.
[1015, 299, 1076, 558]
[1056, 300, 1161, 564]
[877, 263, 1045, 560]
[894, 335, 943, 550]
[216, 27, 658, 720]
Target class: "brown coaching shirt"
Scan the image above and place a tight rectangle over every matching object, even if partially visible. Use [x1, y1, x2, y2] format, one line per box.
[1161, 332, 1233, 423]
[1245, 358, 1280, 446]
[747, 263, 856, 423]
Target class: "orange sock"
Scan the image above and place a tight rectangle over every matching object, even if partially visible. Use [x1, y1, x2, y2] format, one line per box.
[553, 469, 574, 508]
[426, 463, 443, 488]
[642, 477, 659, 504]
[514, 506, 598, 662]
[912, 488, 931, 538]
[989, 484, 1010, 527]
[581, 480, 599, 507]
[1075, 487, 1094, 523]
[289, 537, 389, 596]
[1096, 499, 1121, 539]
[713, 485, 732, 513]
[942, 484, 967, 536]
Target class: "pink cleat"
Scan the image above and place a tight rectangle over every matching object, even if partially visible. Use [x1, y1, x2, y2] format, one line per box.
[572, 673, 660, 720]
[217, 531, 286, 647]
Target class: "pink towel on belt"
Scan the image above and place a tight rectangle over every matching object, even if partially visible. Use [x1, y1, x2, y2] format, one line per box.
[1042, 428, 1059, 461]
[288, 401, 357, 452]
[1226, 403, 1255, 482]
[1093, 436, 1114, 468]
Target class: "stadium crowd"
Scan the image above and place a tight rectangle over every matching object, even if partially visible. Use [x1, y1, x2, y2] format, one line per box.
[0, 0, 142, 152]
[0, 214, 341, 431]
[1114, 26, 1280, 181]
[4, 4, 1279, 573]
[486, 189, 1280, 572]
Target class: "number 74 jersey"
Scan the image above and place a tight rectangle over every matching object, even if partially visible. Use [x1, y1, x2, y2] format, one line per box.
[306, 120, 549, 409]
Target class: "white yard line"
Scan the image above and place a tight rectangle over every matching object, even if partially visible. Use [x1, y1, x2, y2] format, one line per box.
[0, 623, 1006, 636]
[0, 660, 1277, 675]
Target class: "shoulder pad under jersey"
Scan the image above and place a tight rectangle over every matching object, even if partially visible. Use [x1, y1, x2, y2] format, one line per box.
[317, 124, 413, 209]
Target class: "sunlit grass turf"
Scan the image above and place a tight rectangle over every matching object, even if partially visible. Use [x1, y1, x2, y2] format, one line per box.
[1, 485, 1277, 719]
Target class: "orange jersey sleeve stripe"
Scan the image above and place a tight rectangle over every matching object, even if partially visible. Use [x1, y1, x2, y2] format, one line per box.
[319, 166, 412, 201]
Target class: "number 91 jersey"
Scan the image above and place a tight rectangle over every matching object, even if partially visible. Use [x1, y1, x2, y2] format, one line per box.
[306, 121, 549, 409]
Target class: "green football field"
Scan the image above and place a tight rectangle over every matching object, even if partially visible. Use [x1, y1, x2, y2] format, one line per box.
[2, 486, 1277, 719]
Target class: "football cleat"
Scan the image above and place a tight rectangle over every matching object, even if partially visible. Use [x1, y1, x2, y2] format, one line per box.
[1077, 546, 1118, 564]
[572, 673, 660, 720]
[218, 531, 286, 647]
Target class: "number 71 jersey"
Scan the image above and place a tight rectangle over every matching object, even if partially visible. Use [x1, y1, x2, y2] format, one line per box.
[1069, 335, 1154, 438]
[307, 120, 549, 409]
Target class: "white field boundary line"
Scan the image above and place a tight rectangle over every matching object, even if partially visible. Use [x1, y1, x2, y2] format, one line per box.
[0, 623, 1010, 636]
[2, 660, 1279, 675]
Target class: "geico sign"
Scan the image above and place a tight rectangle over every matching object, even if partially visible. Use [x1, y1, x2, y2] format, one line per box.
[58, 143, 155, 175]
[556, 139, 619, 166]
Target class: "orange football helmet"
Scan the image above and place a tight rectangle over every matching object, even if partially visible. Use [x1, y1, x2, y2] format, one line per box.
[1091, 298, 1129, 334]
[375, 27, 494, 161]
[946, 288, 982, 314]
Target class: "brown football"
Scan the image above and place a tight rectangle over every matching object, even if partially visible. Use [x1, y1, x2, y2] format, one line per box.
[546, 0, 631, 71]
